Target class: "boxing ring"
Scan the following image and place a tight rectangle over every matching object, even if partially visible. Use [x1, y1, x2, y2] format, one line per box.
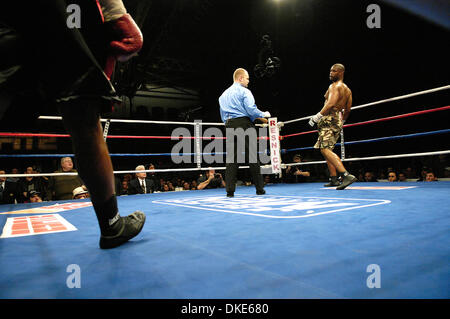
[0, 85, 449, 299]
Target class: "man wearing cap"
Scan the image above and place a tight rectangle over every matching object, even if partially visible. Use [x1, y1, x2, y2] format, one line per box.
[19, 166, 48, 203]
[73, 186, 89, 199]
[28, 190, 43, 203]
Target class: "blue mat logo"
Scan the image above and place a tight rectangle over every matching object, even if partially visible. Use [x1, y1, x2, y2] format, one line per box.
[153, 195, 391, 218]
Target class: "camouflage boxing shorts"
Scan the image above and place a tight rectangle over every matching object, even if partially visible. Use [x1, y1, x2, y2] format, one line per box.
[314, 112, 343, 149]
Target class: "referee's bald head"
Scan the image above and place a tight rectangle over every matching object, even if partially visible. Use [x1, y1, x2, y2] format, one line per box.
[233, 68, 250, 87]
[233, 68, 248, 81]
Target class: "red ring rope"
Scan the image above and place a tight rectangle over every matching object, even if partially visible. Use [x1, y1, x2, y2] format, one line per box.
[1, 106, 447, 140]
[0, 133, 268, 140]
[281, 105, 449, 139]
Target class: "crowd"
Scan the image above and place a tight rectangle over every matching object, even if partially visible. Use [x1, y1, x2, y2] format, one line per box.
[1, 154, 448, 205]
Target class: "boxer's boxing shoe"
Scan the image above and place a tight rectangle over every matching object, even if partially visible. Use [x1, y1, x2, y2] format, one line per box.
[100, 211, 146, 249]
[324, 176, 340, 187]
[336, 174, 357, 190]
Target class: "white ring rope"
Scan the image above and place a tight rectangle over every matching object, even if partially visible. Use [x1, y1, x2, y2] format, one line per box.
[284, 150, 450, 167]
[2, 149, 449, 178]
[37, 115, 271, 128]
[38, 85, 448, 127]
[282, 84, 450, 125]
[0, 165, 276, 178]
[38, 116, 225, 126]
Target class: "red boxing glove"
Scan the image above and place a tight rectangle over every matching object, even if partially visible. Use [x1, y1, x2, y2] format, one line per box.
[108, 13, 143, 62]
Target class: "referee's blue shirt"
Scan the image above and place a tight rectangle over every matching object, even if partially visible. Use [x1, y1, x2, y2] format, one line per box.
[219, 82, 265, 123]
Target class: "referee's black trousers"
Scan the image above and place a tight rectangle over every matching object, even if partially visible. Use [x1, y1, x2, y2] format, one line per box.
[225, 117, 264, 194]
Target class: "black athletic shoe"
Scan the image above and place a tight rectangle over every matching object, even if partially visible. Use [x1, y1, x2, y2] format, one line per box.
[324, 176, 340, 187]
[99, 211, 146, 249]
[256, 190, 266, 195]
[324, 181, 340, 187]
[227, 192, 234, 197]
[336, 174, 358, 190]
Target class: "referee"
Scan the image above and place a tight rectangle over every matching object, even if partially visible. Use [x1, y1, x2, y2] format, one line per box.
[219, 68, 271, 197]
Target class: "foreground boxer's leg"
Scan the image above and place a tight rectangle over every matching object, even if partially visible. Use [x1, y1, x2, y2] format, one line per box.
[59, 100, 145, 249]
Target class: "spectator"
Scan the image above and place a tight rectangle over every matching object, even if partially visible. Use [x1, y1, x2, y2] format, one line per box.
[357, 170, 365, 182]
[6, 168, 20, 184]
[364, 171, 377, 182]
[0, 169, 19, 204]
[19, 166, 48, 202]
[157, 178, 166, 192]
[34, 165, 49, 190]
[183, 182, 191, 190]
[161, 183, 170, 192]
[444, 167, 450, 178]
[47, 157, 84, 200]
[118, 180, 129, 196]
[147, 163, 159, 188]
[425, 171, 438, 182]
[190, 180, 198, 190]
[128, 165, 154, 195]
[73, 186, 90, 199]
[404, 167, 416, 179]
[28, 190, 43, 203]
[197, 169, 225, 190]
[284, 154, 310, 183]
[387, 171, 397, 182]
[123, 173, 132, 183]
[417, 166, 429, 182]
[398, 172, 407, 182]
[377, 170, 386, 180]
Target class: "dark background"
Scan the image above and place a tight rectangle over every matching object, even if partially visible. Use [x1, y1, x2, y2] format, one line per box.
[1, 0, 449, 178]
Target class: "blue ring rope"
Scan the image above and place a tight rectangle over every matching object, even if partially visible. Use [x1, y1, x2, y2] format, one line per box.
[285, 129, 450, 152]
[0, 129, 448, 158]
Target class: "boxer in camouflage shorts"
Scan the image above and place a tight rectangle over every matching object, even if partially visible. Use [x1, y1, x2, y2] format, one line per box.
[309, 64, 357, 190]
[314, 111, 342, 150]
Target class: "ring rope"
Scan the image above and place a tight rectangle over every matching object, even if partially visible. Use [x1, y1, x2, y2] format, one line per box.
[0, 165, 266, 178]
[285, 150, 450, 167]
[281, 105, 450, 139]
[33, 85, 448, 128]
[284, 129, 450, 153]
[3, 105, 448, 140]
[38, 116, 225, 126]
[2, 149, 449, 179]
[38, 116, 267, 128]
[282, 84, 450, 125]
[0, 151, 273, 158]
[0, 132, 272, 141]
